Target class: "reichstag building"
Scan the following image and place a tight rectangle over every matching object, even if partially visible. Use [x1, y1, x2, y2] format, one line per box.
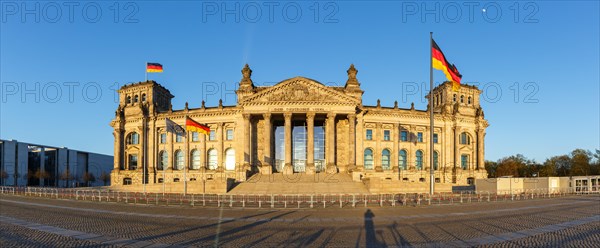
[110, 64, 488, 187]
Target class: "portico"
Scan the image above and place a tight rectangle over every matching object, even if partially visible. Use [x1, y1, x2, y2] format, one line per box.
[242, 111, 357, 175]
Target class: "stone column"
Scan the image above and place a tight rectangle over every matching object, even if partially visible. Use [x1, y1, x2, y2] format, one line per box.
[454, 127, 460, 170]
[262, 113, 272, 174]
[140, 123, 146, 176]
[348, 114, 356, 171]
[113, 129, 122, 170]
[374, 122, 383, 172]
[392, 123, 399, 172]
[306, 112, 315, 174]
[200, 127, 206, 170]
[477, 129, 485, 170]
[284, 113, 293, 174]
[326, 113, 336, 173]
[217, 122, 224, 171]
[243, 114, 251, 169]
[356, 114, 364, 171]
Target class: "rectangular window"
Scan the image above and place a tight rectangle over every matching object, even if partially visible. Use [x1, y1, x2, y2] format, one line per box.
[209, 130, 216, 141]
[176, 133, 183, 143]
[366, 129, 373, 140]
[226, 129, 234, 140]
[401, 131, 408, 142]
[383, 130, 390, 141]
[128, 154, 138, 170]
[417, 132, 423, 142]
[433, 133, 439, 143]
[461, 155, 468, 170]
[160, 133, 167, 144]
[191, 132, 199, 142]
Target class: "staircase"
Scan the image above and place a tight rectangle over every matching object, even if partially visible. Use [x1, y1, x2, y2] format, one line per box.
[228, 173, 369, 194]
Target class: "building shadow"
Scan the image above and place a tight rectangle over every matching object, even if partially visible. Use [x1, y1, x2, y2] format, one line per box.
[364, 209, 386, 247]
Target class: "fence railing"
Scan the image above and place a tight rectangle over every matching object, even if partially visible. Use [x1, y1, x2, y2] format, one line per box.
[0, 186, 596, 209]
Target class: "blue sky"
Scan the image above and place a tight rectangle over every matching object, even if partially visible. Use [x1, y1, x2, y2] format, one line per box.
[1, 1, 598, 163]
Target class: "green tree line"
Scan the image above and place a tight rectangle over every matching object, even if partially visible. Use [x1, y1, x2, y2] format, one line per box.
[486, 149, 600, 178]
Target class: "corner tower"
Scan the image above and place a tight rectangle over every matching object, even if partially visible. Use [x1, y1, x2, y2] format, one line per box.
[430, 81, 483, 117]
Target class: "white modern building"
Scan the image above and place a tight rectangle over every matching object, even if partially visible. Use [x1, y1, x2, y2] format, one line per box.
[0, 139, 113, 187]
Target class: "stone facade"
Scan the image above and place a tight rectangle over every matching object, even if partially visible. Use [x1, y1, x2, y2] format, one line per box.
[110, 64, 489, 189]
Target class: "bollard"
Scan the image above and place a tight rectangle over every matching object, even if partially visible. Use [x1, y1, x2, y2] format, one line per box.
[271, 195, 274, 208]
[310, 195, 314, 208]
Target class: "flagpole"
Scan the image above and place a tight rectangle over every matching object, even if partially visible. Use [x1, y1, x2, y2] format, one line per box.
[184, 116, 188, 196]
[145, 62, 148, 82]
[429, 32, 435, 195]
[163, 137, 166, 196]
[143, 119, 146, 195]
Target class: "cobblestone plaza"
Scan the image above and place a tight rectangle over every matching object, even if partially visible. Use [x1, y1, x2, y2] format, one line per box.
[1, 194, 598, 247]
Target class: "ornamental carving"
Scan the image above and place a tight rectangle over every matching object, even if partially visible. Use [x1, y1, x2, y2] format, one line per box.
[266, 82, 328, 102]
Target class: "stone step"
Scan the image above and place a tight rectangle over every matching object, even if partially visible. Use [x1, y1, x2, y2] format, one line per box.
[228, 173, 369, 194]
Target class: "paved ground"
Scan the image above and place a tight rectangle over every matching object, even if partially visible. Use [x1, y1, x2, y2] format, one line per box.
[0, 194, 598, 247]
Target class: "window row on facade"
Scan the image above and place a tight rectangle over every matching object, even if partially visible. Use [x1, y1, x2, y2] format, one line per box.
[126, 130, 472, 146]
[363, 148, 471, 171]
[125, 148, 236, 171]
[364, 130, 472, 145]
[432, 93, 474, 107]
[125, 129, 235, 146]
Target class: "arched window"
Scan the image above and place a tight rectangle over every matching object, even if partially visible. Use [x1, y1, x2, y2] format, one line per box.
[126, 96, 131, 104]
[460, 95, 464, 103]
[415, 150, 423, 170]
[453, 94, 457, 102]
[364, 149, 374, 170]
[399, 150, 407, 170]
[134, 95, 139, 103]
[127, 132, 139, 145]
[191, 149, 200, 170]
[460, 132, 471, 145]
[468, 96, 472, 104]
[174, 150, 184, 170]
[433, 151, 439, 170]
[381, 149, 391, 170]
[141, 93, 146, 102]
[225, 148, 235, 170]
[207, 149, 218, 170]
[159, 150, 168, 170]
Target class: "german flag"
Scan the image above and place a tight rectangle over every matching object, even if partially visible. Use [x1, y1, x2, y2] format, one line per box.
[146, 63, 163, 73]
[185, 117, 210, 135]
[432, 40, 462, 91]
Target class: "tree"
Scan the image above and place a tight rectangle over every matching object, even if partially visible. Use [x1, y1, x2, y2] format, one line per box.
[544, 155, 571, 176]
[495, 154, 530, 177]
[82, 172, 96, 187]
[0, 170, 8, 185]
[34, 168, 50, 186]
[570, 149, 591, 176]
[59, 170, 74, 188]
[591, 149, 600, 175]
[485, 161, 498, 178]
[99, 171, 110, 186]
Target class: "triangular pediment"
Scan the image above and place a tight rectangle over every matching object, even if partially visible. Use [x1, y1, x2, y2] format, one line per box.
[241, 77, 359, 105]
